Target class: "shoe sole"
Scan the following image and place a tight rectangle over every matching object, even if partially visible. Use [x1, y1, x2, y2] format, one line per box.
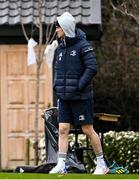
[93, 168, 110, 175]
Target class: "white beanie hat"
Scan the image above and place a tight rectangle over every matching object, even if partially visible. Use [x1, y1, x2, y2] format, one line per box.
[57, 12, 76, 38]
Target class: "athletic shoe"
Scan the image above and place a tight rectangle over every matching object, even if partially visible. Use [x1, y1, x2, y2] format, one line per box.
[93, 165, 109, 175]
[49, 165, 67, 174]
[108, 161, 129, 174]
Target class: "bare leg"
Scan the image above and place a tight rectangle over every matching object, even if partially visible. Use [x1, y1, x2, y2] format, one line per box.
[81, 124, 108, 174]
[81, 124, 102, 154]
[49, 122, 70, 173]
[58, 122, 71, 153]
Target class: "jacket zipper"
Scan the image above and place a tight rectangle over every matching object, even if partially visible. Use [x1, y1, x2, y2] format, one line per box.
[64, 48, 67, 98]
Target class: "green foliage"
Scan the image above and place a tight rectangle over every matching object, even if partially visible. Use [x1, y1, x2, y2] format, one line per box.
[103, 131, 139, 174]
[93, 0, 139, 130]
[71, 131, 139, 174]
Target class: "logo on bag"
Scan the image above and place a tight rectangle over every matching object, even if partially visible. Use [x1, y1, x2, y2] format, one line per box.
[79, 114, 85, 121]
[70, 50, 76, 56]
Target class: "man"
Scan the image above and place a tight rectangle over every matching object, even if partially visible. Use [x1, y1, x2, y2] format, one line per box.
[49, 12, 108, 174]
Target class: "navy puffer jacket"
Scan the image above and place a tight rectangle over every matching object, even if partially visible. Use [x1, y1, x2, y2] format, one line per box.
[54, 28, 97, 100]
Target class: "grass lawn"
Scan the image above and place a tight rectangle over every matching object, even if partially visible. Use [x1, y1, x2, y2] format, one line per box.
[0, 173, 138, 179]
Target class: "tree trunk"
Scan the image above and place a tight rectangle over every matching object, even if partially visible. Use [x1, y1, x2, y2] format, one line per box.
[34, 0, 43, 165]
[34, 61, 41, 165]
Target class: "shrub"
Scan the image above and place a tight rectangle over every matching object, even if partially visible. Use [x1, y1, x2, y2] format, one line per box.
[103, 131, 139, 174]
[69, 131, 139, 174]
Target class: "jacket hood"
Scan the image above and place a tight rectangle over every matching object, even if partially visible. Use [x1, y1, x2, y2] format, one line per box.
[75, 28, 86, 40]
[57, 12, 76, 38]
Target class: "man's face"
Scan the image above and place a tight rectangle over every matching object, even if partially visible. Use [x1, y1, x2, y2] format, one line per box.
[56, 26, 65, 38]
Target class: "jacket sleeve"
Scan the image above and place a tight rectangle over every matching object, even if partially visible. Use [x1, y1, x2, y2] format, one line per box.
[53, 48, 58, 91]
[78, 43, 97, 90]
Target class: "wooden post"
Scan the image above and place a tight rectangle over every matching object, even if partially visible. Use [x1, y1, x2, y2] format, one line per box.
[25, 138, 30, 165]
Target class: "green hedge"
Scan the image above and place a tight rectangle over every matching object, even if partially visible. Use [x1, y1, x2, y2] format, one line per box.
[103, 131, 139, 174]
[69, 131, 139, 174]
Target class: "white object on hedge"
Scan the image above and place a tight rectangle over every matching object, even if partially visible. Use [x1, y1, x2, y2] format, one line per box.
[44, 40, 58, 68]
[27, 38, 38, 66]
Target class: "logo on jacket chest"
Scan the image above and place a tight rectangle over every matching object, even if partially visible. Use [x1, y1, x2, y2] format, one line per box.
[58, 52, 63, 61]
[70, 50, 76, 56]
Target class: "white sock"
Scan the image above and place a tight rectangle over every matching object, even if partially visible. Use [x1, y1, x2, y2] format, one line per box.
[96, 153, 107, 167]
[57, 153, 66, 168]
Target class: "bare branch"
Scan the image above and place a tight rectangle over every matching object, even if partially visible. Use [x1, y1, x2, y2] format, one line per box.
[11, 1, 29, 41]
[21, 23, 29, 41]
[38, 0, 43, 46]
[46, 23, 55, 44]
[49, 31, 56, 44]
[110, 0, 139, 24]
[46, 24, 50, 42]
